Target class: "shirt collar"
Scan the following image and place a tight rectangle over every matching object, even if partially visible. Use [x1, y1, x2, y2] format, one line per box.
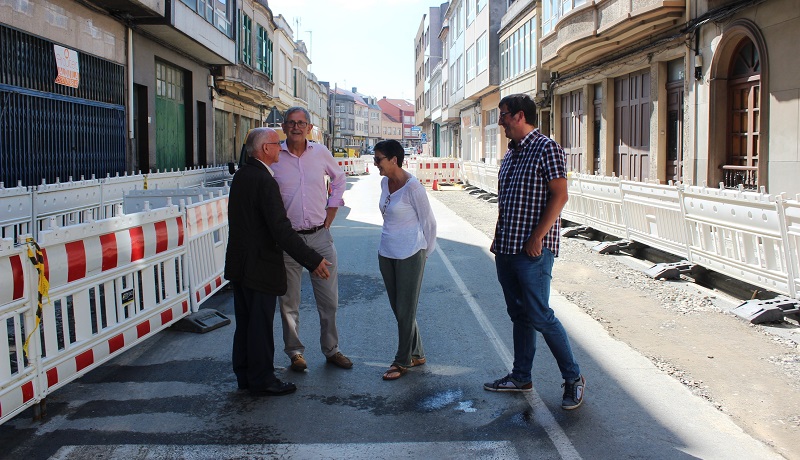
[255, 157, 274, 176]
[507, 129, 540, 153]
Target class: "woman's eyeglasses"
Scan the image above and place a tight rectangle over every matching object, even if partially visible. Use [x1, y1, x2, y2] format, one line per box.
[374, 156, 387, 165]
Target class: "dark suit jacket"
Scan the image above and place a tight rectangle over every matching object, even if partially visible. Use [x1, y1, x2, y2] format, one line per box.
[224, 157, 323, 295]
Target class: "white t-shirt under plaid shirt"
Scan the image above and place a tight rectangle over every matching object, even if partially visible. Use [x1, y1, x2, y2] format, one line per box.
[493, 129, 567, 256]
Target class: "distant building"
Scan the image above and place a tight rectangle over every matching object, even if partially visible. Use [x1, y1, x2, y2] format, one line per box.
[378, 98, 418, 148]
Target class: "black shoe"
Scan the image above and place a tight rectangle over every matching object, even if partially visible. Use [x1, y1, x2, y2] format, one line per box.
[249, 379, 297, 396]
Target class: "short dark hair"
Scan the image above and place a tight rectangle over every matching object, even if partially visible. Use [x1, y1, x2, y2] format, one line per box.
[499, 93, 538, 126]
[373, 139, 405, 168]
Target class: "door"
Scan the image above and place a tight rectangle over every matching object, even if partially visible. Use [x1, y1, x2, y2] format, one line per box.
[666, 81, 684, 184]
[614, 70, 650, 181]
[155, 61, 186, 171]
[561, 90, 583, 172]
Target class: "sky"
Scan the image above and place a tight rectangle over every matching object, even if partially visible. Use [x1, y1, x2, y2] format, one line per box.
[266, 0, 434, 101]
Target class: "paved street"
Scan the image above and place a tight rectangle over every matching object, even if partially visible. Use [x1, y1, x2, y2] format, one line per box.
[0, 170, 782, 459]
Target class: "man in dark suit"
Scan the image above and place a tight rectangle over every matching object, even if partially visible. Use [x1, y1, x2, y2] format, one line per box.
[225, 127, 332, 396]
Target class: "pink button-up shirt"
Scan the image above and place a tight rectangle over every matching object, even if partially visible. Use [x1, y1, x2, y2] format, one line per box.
[270, 141, 346, 231]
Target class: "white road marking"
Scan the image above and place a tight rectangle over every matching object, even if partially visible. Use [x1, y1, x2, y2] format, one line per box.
[50, 441, 519, 459]
[435, 245, 582, 460]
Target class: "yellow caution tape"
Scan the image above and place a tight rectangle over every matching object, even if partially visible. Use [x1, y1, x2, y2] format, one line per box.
[22, 237, 49, 358]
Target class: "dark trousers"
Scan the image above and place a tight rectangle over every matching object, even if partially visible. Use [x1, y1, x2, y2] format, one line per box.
[232, 282, 278, 390]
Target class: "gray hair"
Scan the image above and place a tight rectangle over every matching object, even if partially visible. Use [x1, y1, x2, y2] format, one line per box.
[284, 106, 311, 123]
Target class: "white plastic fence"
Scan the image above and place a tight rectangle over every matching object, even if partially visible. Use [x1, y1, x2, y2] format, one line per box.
[0, 166, 231, 242]
[0, 238, 37, 425]
[123, 188, 231, 312]
[620, 180, 688, 257]
[681, 186, 793, 297]
[0, 205, 192, 425]
[411, 158, 460, 186]
[560, 172, 800, 301]
[336, 158, 367, 176]
[579, 175, 626, 239]
[0, 170, 234, 426]
[460, 161, 499, 194]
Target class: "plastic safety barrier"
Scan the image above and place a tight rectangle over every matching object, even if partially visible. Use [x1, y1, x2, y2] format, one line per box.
[782, 199, 800, 299]
[0, 184, 33, 242]
[460, 161, 498, 194]
[414, 158, 460, 187]
[561, 173, 585, 226]
[578, 174, 626, 239]
[123, 188, 230, 312]
[0, 167, 229, 242]
[680, 186, 792, 296]
[0, 238, 38, 425]
[620, 180, 689, 258]
[35, 206, 190, 396]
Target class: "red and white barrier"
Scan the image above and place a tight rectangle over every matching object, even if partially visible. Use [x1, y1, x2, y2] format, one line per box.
[35, 206, 190, 396]
[0, 238, 39, 425]
[185, 196, 229, 311]
[413, 158, 460, 186]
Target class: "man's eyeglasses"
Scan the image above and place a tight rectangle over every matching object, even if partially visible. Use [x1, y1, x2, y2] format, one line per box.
[284, 120, 309, 129]
[374, 156, 387, 165]
[499, 111, 514, 119]
[264, 142, 282, 146]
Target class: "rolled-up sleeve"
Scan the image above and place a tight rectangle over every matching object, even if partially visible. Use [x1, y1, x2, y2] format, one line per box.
[410, 184, 437, 255]
[324, 155, 346, 208]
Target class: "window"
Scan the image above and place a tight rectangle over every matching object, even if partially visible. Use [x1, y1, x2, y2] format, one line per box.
[543, 0, 587, 35]
[182, 0, 234, 37]
[256, 26, 273, 78]
[725, 40, 761, 189]
[466, 45, 475, 82]
[484, 108, 498, 164]
[457, 56, 464, 89]
[477, 33, 488, 75]
[240, 13, 252, 66]
[466, 0, 474, 26]
[500, 17, 536, 82]
[478, 0, 487, 13]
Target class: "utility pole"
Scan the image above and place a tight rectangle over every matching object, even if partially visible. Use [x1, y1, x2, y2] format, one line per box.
[331, 83, 337, 150]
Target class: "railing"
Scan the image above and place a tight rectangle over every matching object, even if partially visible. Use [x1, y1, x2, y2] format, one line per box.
[0, 166, 231, 241]
[0, 167, 232, 426]
[722, 165, 758, 190]
[460, 160, 499, 194]
[562, 173, 800, 302]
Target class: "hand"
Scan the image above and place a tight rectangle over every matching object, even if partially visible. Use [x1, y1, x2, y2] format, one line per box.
[523, 237, 543, 257]
[324, 207, 338, 229]
[311, 258, 332, 279]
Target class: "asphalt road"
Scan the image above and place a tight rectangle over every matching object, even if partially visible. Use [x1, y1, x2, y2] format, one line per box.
[0, 170, 781, 459]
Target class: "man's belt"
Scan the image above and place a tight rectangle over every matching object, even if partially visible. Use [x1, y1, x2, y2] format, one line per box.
[297, 224, 325, 235]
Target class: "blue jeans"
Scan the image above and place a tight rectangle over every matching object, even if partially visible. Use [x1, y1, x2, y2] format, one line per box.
[496, 249, 580, 383]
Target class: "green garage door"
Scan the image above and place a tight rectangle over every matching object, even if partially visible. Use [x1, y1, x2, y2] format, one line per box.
[155, 61, 186, 171]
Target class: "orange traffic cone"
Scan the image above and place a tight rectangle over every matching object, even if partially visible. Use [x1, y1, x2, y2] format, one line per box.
[432, 172, 439, 191]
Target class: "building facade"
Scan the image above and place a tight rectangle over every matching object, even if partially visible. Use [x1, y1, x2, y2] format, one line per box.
[0, 0, 236, 185]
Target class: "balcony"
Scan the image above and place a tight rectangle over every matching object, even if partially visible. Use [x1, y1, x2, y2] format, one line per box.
[136, 0, 236, 65]
[99, 0, 165, 19]
[541, 0, 685, 73]
[214, 65, 274, 105]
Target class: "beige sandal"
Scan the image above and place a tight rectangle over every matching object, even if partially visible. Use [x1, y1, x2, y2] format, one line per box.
[410, 357, 426, 367]
[382, 364, 408, 380]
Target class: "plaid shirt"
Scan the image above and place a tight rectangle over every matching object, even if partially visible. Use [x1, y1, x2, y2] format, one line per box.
[493, 129, 567, 256]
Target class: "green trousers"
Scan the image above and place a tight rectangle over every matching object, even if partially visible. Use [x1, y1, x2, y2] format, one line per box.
[379, 249, 427, 367]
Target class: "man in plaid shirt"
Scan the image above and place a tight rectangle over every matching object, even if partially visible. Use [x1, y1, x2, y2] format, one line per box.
[483, 94, 585, 410]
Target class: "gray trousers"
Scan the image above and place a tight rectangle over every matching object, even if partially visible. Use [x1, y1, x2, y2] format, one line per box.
[280, 228, 340, 358]
[379, 249, 427, 367]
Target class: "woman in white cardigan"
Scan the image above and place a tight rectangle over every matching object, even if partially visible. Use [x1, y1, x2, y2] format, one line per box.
[373, 139, 437, 381]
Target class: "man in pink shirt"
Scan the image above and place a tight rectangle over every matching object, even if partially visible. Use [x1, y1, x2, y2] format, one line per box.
[271, 107, 353, 372]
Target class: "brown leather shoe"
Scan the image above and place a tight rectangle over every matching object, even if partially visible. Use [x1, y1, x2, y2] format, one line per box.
[326, 352, 353, 369]
[290, 354, 307, 372]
